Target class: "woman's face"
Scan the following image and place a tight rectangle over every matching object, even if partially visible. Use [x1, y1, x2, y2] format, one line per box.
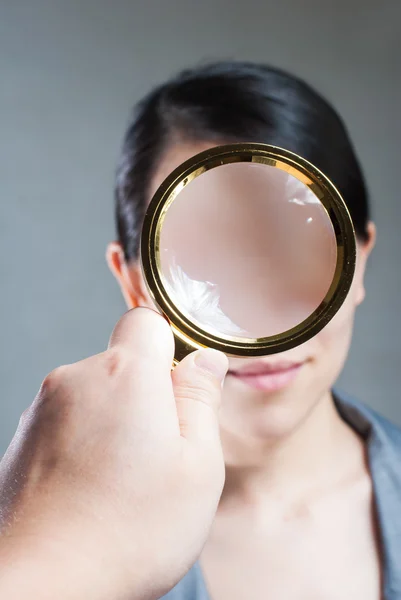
[108, 140, 375, 448]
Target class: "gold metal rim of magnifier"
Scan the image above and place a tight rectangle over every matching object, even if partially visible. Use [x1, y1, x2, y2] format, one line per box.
[140, 143, 356, 362]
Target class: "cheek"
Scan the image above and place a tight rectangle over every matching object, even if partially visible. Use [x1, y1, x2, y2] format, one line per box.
[299, 247, 364, 375]
[311, 281, 359, 382]
[217, 290, 359, 441]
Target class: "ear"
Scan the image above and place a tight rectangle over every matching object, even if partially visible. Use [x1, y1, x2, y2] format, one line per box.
[354, 221, 376, 305]
[106, 242, 153, 309]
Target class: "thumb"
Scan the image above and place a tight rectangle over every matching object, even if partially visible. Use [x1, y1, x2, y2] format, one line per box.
[172, 349, 229, 445]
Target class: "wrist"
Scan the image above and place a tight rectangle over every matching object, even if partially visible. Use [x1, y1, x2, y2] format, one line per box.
[0, 524, 126, 600]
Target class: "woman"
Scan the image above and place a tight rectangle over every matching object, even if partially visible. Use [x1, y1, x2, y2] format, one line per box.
[107, 62, 401, 599]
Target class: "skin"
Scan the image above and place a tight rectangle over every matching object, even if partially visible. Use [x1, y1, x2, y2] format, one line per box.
[108, 140, 381, 600]
[0, 310, 229, 600]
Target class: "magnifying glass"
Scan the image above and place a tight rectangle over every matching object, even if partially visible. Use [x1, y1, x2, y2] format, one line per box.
[141, 143, 356, 364]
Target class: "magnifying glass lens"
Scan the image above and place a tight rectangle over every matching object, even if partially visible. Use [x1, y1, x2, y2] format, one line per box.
[159, 162, 337, 340]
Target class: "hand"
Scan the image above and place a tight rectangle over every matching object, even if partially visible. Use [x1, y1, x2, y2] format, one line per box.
[0, 308, 228, 600]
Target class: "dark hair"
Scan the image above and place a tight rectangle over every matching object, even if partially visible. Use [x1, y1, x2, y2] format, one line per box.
[115, 61, 370, 261]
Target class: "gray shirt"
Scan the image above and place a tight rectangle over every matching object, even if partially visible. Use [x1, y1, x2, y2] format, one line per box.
[162, 392, 401, 600]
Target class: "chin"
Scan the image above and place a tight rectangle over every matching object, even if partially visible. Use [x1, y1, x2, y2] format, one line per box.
[250, 401, 314, 440]
[221, 382, 311, 442]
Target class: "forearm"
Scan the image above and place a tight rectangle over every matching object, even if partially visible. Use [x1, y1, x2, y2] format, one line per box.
[0, 533, 127, 600]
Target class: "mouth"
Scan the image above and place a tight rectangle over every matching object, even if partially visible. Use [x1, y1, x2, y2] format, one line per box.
[228, 359, 304, 393]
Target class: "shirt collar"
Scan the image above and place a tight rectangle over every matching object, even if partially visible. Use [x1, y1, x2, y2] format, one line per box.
[335, 392, 401, 600]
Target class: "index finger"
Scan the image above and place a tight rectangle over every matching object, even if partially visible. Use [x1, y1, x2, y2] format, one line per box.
[108, 307, 173, 363]
[107, 307, 179, 435]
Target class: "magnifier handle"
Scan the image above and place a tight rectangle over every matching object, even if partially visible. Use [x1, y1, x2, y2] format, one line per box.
[172, 329, 205, 365]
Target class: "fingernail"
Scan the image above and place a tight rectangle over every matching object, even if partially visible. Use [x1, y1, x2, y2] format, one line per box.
[194, 349, 229, 382]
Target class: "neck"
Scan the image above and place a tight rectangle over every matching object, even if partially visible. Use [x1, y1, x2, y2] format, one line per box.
[220, 392, 365, 507]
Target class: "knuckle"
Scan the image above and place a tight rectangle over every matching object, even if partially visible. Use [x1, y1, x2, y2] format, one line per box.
[36, 365, 77, 413]
[104, 346, 130, 377]
[41, 365, 69, 395]
[18, 406, 31, 427]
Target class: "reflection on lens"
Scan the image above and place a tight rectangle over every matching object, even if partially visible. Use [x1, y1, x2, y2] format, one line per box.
[159, 162, 337, 340]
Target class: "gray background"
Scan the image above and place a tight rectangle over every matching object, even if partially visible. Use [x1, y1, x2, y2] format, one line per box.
[0, 0, 400, 453]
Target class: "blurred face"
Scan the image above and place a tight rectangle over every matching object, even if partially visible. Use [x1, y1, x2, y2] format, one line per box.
[107, 141, 375, 449]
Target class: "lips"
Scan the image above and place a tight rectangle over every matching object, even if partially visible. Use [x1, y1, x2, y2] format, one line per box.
[228, 359, 304, 392]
